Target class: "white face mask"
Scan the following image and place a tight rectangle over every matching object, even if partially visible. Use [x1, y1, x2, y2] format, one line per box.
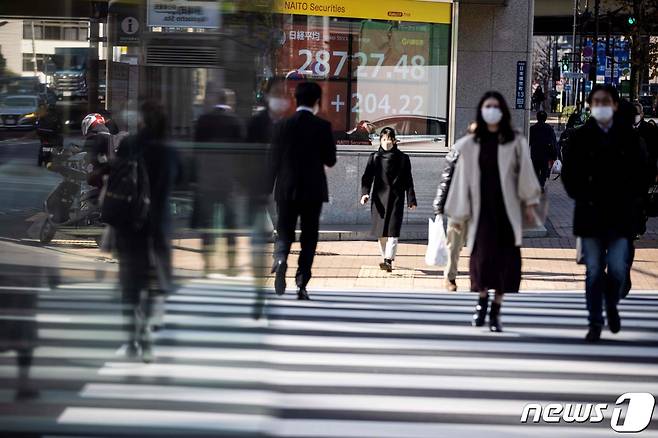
[268, 97, 290, 114]
[312, 103, 320, 115]
[481, 107, 503, 125]
[591, 106, 614, 124]
[634, 115, 642, 125]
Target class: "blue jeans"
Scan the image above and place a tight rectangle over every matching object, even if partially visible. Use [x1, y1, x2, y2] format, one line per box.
[581, 237, 633, 327]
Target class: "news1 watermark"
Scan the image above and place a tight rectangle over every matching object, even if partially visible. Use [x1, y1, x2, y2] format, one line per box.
[521, 393, 656, 433]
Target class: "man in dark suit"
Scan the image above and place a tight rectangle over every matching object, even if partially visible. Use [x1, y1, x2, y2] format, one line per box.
[270, 82, 337, 300]
[193, 89, 244, 276]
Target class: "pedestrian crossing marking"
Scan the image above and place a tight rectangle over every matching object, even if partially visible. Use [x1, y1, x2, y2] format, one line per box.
[0, 281, 656, 436]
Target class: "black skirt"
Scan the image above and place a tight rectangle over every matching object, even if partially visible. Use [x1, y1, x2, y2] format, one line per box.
[470, 133, 522, 293]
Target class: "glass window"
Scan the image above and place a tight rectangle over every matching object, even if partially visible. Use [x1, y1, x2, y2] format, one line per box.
[78, 26, 88, 41]
[23, 23, 44, 40]
[23, 22, 32, 39]
[44, 26, 61, 40]
[272, 11, 452, 151]
[22, 54, 33, 72]
[22, 54, 48, 72]
[3, 96, 38, 107]
[34, 25, 43, 40]
[407, 117, 445, 136]
[63, 27, 78, 41]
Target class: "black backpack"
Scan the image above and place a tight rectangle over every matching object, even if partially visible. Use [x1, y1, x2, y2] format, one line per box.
[100, 140, 151, 230]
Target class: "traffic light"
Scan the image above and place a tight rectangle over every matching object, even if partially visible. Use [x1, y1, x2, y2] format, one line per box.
[628, 16, 636, 26]
[561, 56, 569, 73]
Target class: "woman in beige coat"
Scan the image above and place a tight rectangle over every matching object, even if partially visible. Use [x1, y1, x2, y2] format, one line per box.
[444, 91, 541, 332]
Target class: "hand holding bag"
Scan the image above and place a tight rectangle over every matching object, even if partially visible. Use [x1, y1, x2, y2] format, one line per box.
[551, 159, 562, 175]
[425, 215, 448, 266]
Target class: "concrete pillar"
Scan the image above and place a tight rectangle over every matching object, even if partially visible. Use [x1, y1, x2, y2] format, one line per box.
[454, 0, 534, 140]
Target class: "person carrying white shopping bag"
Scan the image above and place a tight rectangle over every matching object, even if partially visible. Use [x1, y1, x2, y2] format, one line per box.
[425, 215, 448, 266]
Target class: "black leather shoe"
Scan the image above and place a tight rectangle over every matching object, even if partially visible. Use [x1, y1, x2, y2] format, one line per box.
[606, 306, 621, 334]
[297, 288, 311, 300]
[489, 302, 503, 332]
[585, 325, 602, 343]
[472, 295, 488, 327]
[271, 260, 287, 296]
[379, 259, 393, 272]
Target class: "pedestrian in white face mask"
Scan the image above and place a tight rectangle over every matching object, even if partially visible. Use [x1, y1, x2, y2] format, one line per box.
[361, 127, 417, 272]
[443, 91, 542, 333]
[561, 84, 651, 343]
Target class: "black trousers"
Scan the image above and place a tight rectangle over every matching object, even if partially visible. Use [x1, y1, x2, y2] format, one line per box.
[533, 161, 549, 189]
[274, 200, 323, 288]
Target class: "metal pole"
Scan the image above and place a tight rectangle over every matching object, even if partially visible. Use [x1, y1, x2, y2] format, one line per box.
[610, 36, 615, 87]
[571, 0, 578, 105]
[88, 18, 99, 113]
[30, 21, 38, 77]
[606, 13, 611, 85]
[593, 0, 600, 85]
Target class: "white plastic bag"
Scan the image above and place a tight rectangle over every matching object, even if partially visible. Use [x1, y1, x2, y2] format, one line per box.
[551, 159, 562, 175]
[425, 215, 448, 266]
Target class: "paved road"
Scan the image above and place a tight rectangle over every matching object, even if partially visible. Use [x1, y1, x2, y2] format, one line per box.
[0, 133, 82, 240]
[0, 269, 656, 437]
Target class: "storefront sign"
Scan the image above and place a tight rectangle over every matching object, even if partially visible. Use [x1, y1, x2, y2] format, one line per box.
[117, 15, 141, 46]
[276, 21, 448, 132]
[273, 0, 452, 24]
[147, 0, 220, 28]
[516, 61, 526, 110]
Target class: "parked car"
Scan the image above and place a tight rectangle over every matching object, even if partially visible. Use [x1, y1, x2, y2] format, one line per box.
[342, 115, 448, 152]
[0, 95, 42, 129]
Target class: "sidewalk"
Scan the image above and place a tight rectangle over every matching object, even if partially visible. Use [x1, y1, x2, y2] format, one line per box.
[48, 179, 658, 292]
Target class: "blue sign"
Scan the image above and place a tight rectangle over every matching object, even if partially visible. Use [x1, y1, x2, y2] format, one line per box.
[586, 39, 630, 85]
[516, 61, 527, 110]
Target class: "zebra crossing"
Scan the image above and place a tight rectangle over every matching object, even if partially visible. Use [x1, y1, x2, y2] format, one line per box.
[0, 278, 657, 437]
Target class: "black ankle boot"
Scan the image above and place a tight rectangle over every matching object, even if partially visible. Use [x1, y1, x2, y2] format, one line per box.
[489, 302, 503, 332]
[472, 295, 488, 327]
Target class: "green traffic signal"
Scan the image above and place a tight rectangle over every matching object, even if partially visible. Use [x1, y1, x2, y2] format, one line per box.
[628, 16, 636, 25]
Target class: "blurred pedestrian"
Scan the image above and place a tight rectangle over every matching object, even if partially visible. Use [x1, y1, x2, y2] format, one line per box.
[550, 89, 558, 113]
[113, 100, 180, 362]
[245, 81, 291, 317]
[562, 85, 650, 343]
[633, 101, 658, 182]
[532, 85, 545, 111]
[360, 127, 417, 272]
[432, 123, 475, 291]
[444, 91, 541, 332]
[81, 112, 111, 188]
[529, 111, 558, 191]
[0, 265, 42, 400]
[270, 82, 337, 300]
[192, 88, 244, 276]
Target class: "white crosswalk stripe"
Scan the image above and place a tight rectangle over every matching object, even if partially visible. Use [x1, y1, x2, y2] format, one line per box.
[0, 281, 657, 437]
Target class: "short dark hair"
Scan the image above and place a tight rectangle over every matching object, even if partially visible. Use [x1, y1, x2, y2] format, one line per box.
[587, 84, 620, 105]
[474, 91, 515, 144]
[295, 82, 322, 107]
[537, 111, 548, 122]
[379, 126, 397, 142]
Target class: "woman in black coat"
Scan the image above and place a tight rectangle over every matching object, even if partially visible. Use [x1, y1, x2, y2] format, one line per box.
[360, 127, 417, 272]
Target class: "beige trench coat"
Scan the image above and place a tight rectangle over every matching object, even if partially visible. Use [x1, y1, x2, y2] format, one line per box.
[444, 133, 541, 250]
